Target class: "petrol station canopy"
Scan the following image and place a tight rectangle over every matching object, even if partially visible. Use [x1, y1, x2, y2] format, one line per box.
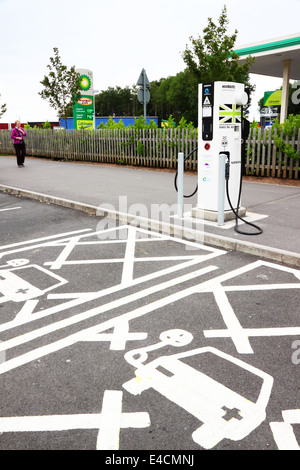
[234, 33, 300, 121]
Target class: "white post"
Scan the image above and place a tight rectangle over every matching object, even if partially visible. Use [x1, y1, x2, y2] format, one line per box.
[177, 152, 184, 218]
[280, 60, 291, 123]
[218, 153, 226, 226]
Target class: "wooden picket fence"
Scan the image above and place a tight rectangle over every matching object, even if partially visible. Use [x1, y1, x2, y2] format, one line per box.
[245, 126, 300, 179]
[1, 126, 299, 179]
[0, 128, 198, 170]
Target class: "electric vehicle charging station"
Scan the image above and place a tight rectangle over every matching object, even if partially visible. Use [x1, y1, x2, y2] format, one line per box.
[192, 81, 248, 224]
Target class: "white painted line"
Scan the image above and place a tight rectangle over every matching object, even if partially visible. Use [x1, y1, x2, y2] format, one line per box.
[204, 326, 300, 338]
[15, 300, 39, 321]
[0, 229, 93, 258]
[0, 258, 298, 368]
[0, 266, 218, 375]
[83, 320, 147, 351]
[220, 283, 300, 291]
[0, 390, 150, 451]
[270, 409, 300, 449]
[0, 265, 218, 361]
[43, 224, 225, 270]
[97, 390, 123, 450]
[0, 411, 151, 433]
[49, 236, 81, 270]
[0, 257, 218, 335]
[270, 422, 300, 450]
[0, 207, 22, 212]
[44, 255, 221, 265]
[175, 211, 268, 230]
[282, 410, 300, 423]
[121, 227, 136, 286]
[212, 284, 254, 354]
[0, 340, 5, 364]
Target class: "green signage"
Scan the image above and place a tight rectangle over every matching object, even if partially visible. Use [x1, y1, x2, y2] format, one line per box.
[73, 95, 94, 130]
[263, 90, 282, 106]
[73, 69, 94, 130]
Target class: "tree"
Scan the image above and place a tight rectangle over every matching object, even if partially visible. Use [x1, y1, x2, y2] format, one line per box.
[0, 94, 7, 118]
[95, 86, 143, 117]
[163, 70, 198, 124]
[39, 47, 81, 129]
[181, 6, 254, 116]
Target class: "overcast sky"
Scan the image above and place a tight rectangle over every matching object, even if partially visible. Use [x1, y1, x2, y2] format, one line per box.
[0, 0, 299, 124]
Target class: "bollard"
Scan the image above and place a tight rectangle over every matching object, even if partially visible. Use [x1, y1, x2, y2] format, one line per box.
[177, 152, 184, 218]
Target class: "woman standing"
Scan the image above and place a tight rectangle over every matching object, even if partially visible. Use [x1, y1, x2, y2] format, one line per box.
[10, 120, 27, 167]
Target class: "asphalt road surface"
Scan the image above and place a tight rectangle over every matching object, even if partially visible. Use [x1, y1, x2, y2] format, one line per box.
[0, 192, 299, 455]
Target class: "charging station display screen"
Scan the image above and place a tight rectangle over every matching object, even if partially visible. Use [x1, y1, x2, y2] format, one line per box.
[203, 119, 212, 134]
[202, 83, 214, 141]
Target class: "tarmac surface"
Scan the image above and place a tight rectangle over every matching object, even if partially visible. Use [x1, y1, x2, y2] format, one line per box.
[0, 155, 300, 451]
[0, 155, 300, 267]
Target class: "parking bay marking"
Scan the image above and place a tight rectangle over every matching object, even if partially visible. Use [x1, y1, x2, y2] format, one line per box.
[0, 259, 299, 374]
[0, 225, 225, 334]
[0, 390, 151, 451]
[0, 265, 218, 374]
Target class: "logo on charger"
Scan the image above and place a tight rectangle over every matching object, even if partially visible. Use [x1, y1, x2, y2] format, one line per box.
[221, 136, 228, 146]
[204, 143, 210, 150]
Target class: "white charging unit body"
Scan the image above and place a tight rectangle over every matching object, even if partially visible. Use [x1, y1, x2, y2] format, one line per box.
[197, 81, 248, 214]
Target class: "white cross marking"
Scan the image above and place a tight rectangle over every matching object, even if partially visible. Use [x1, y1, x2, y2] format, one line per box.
[0, 390, 150, 450]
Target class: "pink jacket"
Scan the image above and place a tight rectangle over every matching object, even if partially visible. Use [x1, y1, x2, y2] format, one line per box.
[11, 127, 27, 145]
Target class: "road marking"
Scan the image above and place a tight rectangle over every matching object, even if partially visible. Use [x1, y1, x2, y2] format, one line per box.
[212, 283, 253, 354]
[97, 390, 150, 450]
[15, 300, 39, 322]
[0, 229, 92, 258]
[0, 207, 22, 212]
[270, 409, 300, 450]
[121, 226, 136, 285]
[0, 258, 217, 334]
[49, 236, 81, 270]
[204, 326, 300, 338]
[123, 345, 273, 449]
[0, 266, 218, 374]
[0, 259, 299, 371]
[83, 319, 147, 350]
[0, 390, 150, 451]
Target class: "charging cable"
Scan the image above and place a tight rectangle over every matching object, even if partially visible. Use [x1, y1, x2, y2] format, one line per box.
[225, 158, 263, 235]
[174, 148, 198, 198]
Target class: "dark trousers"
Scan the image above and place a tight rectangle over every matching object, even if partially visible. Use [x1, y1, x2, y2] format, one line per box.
[14, 142, 26, 166]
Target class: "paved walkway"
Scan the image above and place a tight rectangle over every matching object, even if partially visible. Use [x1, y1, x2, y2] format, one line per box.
[0, 155, 300, 267]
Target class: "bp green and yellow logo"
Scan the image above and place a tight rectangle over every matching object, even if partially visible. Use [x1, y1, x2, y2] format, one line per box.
[80, 74, 91, 92]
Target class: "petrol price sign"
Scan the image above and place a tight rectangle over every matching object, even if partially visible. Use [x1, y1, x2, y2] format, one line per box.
[73, 69, 94, 130]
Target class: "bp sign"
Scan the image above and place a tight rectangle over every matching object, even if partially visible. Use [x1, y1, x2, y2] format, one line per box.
[73, 69, 94, 130]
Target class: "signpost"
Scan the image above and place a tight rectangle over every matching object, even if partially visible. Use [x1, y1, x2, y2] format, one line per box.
[73, 69, 94, 130]
[137, 69, 150, 119]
